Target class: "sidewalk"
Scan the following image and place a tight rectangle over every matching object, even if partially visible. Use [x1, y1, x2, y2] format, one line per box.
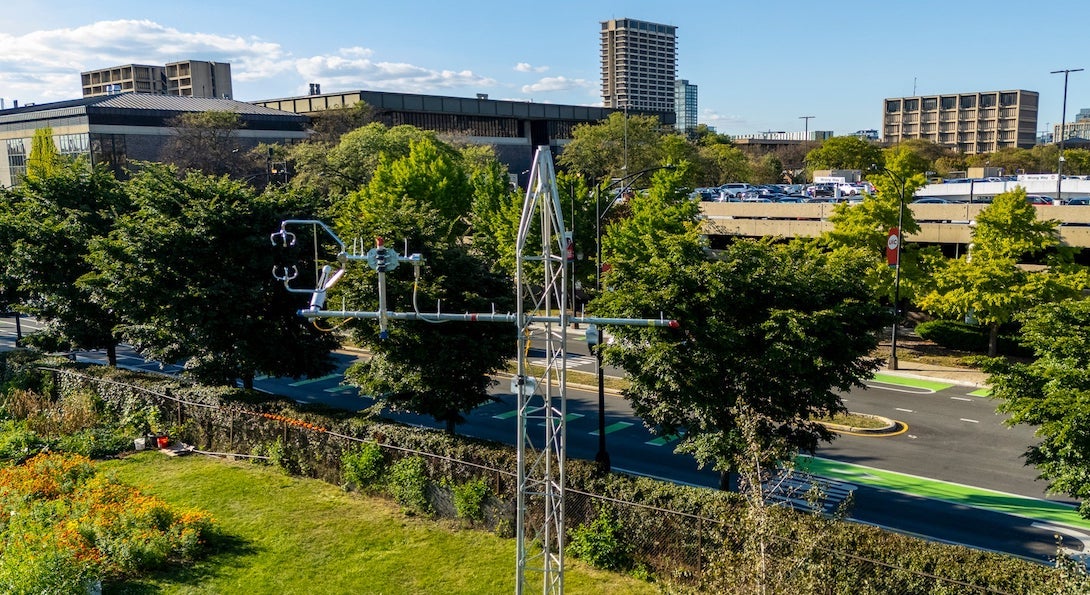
[881, 359, 990, 388]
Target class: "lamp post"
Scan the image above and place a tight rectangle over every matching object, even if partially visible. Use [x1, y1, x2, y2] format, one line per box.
[799, 115, 815, 141]
[590, 164, 674, 473]
[1051, 68, 1083, 203]
[873, 165, 908, 370]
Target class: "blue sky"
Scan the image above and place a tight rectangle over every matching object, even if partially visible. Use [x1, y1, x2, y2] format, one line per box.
[2, 0, 1088, 137]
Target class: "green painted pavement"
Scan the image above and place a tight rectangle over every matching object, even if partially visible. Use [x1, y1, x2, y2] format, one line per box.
[591, 421, 634, 436]
[799, 456, 1090, 531]
[323, 385, 357, 394]
[646, 434, 679, 447]
[288, 373, 341, 387]
[870, 373, 955, 392]
[969, 388, 992, 397]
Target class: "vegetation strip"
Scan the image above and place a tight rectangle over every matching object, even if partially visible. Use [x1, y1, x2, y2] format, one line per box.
[870, 373, 956, 392]
[799, 456, 1090, 531]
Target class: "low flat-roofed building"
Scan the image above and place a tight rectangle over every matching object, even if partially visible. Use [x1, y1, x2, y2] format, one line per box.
[253, 88, 673, 179]
[0, 94, 307, 187]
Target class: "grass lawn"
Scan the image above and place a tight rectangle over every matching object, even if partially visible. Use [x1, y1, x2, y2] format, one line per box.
[99, 452, 657, 594]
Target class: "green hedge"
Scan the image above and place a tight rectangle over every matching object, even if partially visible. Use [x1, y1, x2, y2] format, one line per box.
[1, 353, 1067, 593]
[915, 320, 1033, 357]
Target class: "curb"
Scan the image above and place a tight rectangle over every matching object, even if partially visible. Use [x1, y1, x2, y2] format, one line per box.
[819, 413, 900, 436]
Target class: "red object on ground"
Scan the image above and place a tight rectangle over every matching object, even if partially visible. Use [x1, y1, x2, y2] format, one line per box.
[156, 435, 169, 449]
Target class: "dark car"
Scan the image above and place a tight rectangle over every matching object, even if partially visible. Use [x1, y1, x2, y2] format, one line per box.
[1066, 196, 1090, 206]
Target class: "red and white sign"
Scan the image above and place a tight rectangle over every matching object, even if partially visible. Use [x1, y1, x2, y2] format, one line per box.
[886, 227, 900, 267]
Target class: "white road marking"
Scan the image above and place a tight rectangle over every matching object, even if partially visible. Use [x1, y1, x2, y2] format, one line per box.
[895, 408, 914, 413]
[864, 381, 934, 394]
[951, 396, 972, 402]
[960, 418, 979, 424]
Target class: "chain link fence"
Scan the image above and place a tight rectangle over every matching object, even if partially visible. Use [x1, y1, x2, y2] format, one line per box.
[42, 366, 1049, 594]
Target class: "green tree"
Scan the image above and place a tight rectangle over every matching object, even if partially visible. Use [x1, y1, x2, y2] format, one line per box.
[25, 128, 62, 182]
[81, 165, 339, 387]
[1062, 148, 1090, 176]
[336, 136, 515, 434]
[697, 143, 751, 184]
[593, 169, 885, 485]
[917, 187, 1089, 356]
[291, 122, 435, 198]
[160, 111, 252, 178]
[1, 162, 128, 364]
[557, 112, 666, 182]
[804, 136, 883, 172]
[749, 153, 784, 184]
[983, 298, 1090, 517]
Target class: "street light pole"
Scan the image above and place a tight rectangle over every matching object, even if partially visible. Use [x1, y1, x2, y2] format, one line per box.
[590, 164, 674, 474]
[1051, 68, 1083, 203]
[799, 115, 815, 141]
[874, 165, 907, 370]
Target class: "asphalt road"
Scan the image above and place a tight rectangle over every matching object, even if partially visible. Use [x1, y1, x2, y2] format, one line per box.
[0, 313, 1082, 561]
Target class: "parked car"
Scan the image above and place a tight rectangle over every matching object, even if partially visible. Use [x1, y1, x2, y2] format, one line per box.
[1025, 195, 1053, 205]
[1065, 196, 1090, 206]
[911, 197, 953, 204]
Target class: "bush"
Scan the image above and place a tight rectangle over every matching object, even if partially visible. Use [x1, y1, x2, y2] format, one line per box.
[0, 419, 46, 464]
[452, 477, 491, 522]
[915, 319, 1032, 357]
[0, 453, 214, 587]
[567, 504, 634, 571]
[341, 442, 385, 491]
[386, 456, 430, 514]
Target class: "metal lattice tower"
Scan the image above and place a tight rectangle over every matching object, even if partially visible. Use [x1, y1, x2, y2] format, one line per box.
[270, 146, 676, 594]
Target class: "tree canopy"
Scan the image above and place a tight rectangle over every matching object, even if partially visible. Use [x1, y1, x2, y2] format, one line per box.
[160, 111, 252, 178]
[804, 136, 883, 172]
[592, 168, 886, 482]
[0, 160, 128, 364]
[983, 298, 1090, 517]
[81, 164, 339, 387]
[917, 187, 1089, 355]
[336, 133, 516, 433]
[557, 112, 668, 183]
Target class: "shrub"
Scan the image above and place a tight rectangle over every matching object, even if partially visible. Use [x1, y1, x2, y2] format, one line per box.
[567, 504, 633, 571]
[915, 319, 1032, 357]
[386, 456, 430, 514]
[452, 477, 491, 522]
[341, 442, 385, 491]
[0, 419, 46, 464]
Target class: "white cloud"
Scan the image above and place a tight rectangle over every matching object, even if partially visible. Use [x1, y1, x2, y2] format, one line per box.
[514, 62, 548, 73]
[520, 76, 592, 94]
[294, 48, 495, 94]
[0, 19, 290, 101]
[701, 108, 745, 125]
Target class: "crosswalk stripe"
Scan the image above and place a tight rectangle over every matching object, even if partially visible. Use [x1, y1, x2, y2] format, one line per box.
[591, 421, 634, 436]
[646, 434, 679, 446]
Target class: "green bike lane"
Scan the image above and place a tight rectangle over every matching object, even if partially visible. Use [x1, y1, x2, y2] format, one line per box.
[809, 371, 1088, 532]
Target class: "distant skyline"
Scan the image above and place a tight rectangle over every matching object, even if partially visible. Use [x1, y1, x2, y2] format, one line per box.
[1, 0, 1088, 137]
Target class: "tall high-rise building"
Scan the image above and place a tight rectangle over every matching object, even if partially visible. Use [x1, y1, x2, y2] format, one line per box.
[674, 79, 698, 134]
[600, 18, 677, 113]
[882, 90, 1038, 154]
[81, 60, 232, 99]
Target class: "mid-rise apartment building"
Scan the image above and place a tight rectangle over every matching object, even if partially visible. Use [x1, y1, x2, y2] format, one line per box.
[81, 60, 232, 99]
[600, 18, 677, 114]
[674, 79, 698, 134]
[1054, 107, 1090, 143]
[882, 90, 1038, 154]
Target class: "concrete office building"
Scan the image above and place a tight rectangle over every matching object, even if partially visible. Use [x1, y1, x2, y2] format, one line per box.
[600, 18, 678, 114]
[0, 94, 306, 187]
[674, 79, 698, 135]
[882, 90, 1038, 154]
[82, 60, 233, 99]
[254, 88, 671, 179]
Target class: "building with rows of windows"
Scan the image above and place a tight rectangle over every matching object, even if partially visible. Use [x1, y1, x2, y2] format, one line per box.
[0, 94, 306, 187]
[600, 18, 678, 115]
[881, 90, 1038, 154]
[81, 60, 233, 99]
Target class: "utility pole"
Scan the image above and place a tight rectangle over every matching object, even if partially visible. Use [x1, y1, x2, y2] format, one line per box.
[799, 115, 815, 141]
[1051, 68, 1083, 203]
